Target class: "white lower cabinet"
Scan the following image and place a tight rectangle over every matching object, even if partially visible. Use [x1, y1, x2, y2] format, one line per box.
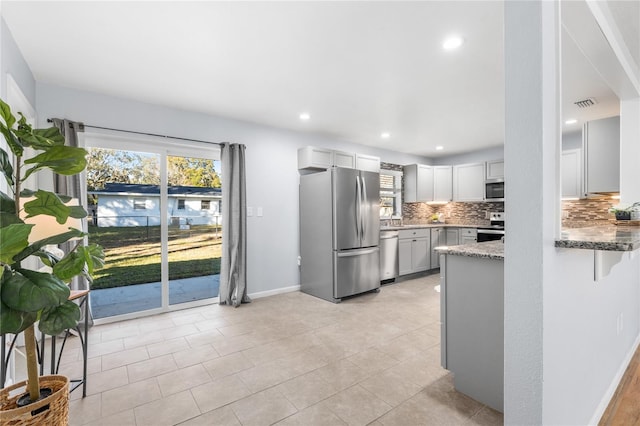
[431, 228, 444, 268]
[446, 228, 459, 246]
[398, 229, 430, 275]
[459, 228, 477, 244]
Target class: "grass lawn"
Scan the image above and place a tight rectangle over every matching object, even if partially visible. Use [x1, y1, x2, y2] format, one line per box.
[88, 225, 221, 289]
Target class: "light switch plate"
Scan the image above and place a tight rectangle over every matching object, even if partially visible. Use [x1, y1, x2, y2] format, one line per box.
[247, 207, 253, 217]
[257, 207, 263, 217]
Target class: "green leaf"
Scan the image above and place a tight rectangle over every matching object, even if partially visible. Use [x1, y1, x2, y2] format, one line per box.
[13, 229, 85, 262]
[0, 223, 32, 264]
[53, 251, 85, 281]
[69, 205, 88, 219]
[0, 124, 23, 157]
[39, 301, 80, 335]
[0, 299, 37, 335]
[1, 269, 70, 312]
[22, 146, 87, 181]
[0, 147, 14, 187]
[23, 190, 71, 224]
[15, 126, 65, 150]
[80, 244, 105, 275]
[0, 191, 16, 214]
[0, 98, 16, 129]
[0, 211, 23, 227]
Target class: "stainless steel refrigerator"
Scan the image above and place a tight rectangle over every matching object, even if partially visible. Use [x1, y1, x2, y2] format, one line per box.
[299, 167, 380, 303]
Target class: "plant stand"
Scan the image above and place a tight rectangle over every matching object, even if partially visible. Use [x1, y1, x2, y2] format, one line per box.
[0, 375, 69, 426]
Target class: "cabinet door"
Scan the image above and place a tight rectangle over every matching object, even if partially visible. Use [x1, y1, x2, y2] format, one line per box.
[356, 154, 380, 173]
[584, 116, 620, 194]
[398, 239, 413, 275]
[431, 228, 443, 268]
[453, 163, 485, 202]
[298, 146, 332, 170]
[417, 165, 434, 202]
[333, 150, 356, 169]
[561, 149, 582, 199]
[486, 160, 504, 180]
[446, 228, 459, 246]
[412, 237, 430, 272]
[433, 166, 453, 202]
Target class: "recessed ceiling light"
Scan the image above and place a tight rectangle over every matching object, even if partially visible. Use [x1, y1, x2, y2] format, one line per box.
[380, 132, 391, 139]
[299, 112, 310, 121]
[565, 119, 578, 125]
[435, 146, 444, 151]
[443, 36, 464, 50]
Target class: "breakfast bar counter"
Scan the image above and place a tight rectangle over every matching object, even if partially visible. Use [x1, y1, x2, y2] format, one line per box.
[555, 225, 640, 251]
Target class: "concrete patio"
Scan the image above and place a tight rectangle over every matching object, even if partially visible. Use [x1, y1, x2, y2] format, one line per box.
[90, 275, 220, 318]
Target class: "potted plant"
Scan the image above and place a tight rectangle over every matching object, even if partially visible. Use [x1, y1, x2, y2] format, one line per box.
[0, 98, 104, 423]
[609, 205, 631, 221]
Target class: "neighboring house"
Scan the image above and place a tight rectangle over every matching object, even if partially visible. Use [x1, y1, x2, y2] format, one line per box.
[89, 183, 222, 227]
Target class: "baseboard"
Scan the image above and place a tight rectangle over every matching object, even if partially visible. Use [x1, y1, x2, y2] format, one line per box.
[248, 285, 300, 300]
[590, 333, 640, 425]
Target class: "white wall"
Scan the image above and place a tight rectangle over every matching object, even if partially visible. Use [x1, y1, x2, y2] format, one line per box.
[0, 17, 35, 106]
[562, 130, 582, 150]
[504, 1, 640, 425]
[432, 145, 503, 166]
[36, 82, 430, 295]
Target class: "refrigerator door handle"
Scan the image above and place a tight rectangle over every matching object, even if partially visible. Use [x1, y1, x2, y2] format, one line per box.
[337, 247, 379, 257]
[360, 175, 367, 241]
[355, 175, 361, 241]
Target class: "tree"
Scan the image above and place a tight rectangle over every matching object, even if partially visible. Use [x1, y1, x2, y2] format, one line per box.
[86, 148, 159, 190]
[167, 156, 221, 188]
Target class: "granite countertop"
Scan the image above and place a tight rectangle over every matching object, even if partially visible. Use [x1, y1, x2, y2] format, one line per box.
[555, 225, 640, 251]
[436, 241, 504, 260]
[380, 223, 479, 231]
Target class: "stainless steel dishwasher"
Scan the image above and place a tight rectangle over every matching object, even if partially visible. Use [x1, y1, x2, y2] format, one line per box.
[380, 230, 399, 282]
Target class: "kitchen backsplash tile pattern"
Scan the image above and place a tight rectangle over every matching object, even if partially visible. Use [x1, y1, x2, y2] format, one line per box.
[562, 197, 617, 228]
[403, 202, 502, 226]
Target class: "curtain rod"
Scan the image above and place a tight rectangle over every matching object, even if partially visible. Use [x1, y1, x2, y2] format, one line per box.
[46, 119, 223, 147]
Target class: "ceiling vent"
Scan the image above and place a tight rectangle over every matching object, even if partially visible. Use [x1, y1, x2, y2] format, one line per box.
[574, 98, 597, 108]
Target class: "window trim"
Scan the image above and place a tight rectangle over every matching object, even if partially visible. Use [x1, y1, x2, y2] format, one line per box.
[380, 169, 403, 219]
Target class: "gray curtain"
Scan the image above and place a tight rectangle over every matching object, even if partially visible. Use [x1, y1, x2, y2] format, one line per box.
[219, 143, 250, 307]
[50, 119, 93, 325]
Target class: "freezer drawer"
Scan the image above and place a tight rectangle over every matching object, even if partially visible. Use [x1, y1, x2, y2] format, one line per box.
[334, 247, 380, 299]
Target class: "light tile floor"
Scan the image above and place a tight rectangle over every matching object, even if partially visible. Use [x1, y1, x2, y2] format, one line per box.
[60, 274, 502, 425]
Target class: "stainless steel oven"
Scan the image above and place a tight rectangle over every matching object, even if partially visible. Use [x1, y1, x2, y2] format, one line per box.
[485, 180, 504, 202]
[477, 212, 505, 242]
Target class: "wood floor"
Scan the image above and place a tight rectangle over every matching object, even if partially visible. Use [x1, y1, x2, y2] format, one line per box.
[600, 343, 640, 425]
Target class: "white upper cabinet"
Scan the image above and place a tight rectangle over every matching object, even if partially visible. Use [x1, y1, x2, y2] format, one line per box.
[404, 164, 433, 202]
[453, 163, 485, 202]
[333, 150, 356, 169]
[583, 116, 620, 194]
[298, 147, 380, 172]
[486, 160, 504, 180]
[561, 149, 582, 199]
[356, 153, 381, 173]
[433, 166, 453, 202]
[297, 146, 333, 170]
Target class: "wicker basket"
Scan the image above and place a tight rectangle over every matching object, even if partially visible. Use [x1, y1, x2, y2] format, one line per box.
[0, 375, 69, 426]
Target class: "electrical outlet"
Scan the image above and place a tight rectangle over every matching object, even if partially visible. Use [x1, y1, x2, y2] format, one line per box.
[562, 211, 569, 219]
[247, 207, 253, 217]
[257, 207, 263, 217]
[297, 256, 301, 266]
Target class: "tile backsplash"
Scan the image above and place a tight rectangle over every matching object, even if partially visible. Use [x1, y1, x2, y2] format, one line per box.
[403, 201, 503, 226]
[562, 197, 617, 228]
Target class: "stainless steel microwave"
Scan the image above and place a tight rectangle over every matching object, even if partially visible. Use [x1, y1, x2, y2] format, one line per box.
[485, 180, 504, 201]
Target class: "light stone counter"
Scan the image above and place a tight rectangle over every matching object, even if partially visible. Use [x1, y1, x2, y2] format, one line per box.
[380, 223, 480, 231]
[555, 225, 640, 251]
[436, 241, 504, 260]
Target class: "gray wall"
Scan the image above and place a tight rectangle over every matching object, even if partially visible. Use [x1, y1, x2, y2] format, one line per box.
[1, 17, 35, 104]
[36, 82, 430, 296]
[562, 130, 582, 150]
[432, 145, 503, 166]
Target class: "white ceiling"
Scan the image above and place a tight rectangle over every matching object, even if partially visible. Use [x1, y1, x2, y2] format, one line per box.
[1, 1, 630, 158]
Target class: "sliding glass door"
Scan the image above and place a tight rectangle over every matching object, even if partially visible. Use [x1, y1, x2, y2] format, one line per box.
[84, 135, 221, 321]
[166, 154, 222, 306]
